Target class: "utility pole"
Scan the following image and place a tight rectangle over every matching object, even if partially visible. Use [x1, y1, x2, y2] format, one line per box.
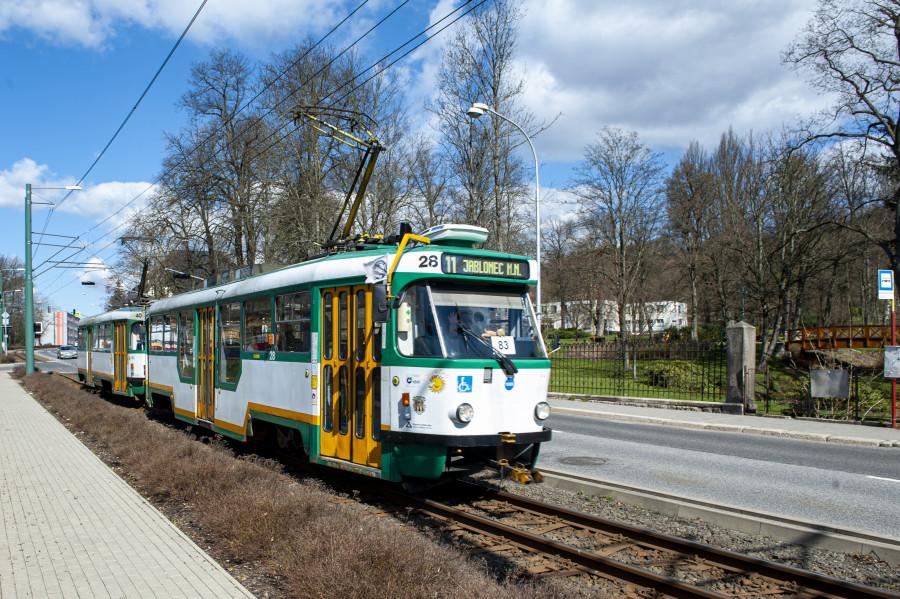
[1, 269, 5, 355]
[24, 183, 34, 374]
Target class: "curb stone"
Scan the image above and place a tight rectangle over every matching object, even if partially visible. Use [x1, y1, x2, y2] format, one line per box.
[552, 406, 900, 449]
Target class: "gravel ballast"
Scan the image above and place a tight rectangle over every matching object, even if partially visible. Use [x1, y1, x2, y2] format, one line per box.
[471, 471, 900, 592]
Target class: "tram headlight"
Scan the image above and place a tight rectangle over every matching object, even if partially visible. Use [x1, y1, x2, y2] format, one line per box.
[534, 402, 551, 421]
[456, 403, 474, 423]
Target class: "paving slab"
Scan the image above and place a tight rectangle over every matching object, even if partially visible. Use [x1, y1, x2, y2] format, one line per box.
[549, 396, 900, 448]
[0, 373, 254, 599]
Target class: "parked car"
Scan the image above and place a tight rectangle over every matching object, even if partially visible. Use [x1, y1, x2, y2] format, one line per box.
[57, 345, 77, 359]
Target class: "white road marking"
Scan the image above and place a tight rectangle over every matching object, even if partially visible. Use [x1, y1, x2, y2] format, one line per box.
[867, 475, 900, 483]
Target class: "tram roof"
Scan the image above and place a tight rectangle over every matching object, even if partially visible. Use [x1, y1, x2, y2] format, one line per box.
[78, 306, 146, 327]
[147, 245, 536, 315]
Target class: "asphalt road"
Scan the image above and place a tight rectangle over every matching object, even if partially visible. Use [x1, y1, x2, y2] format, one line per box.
[33, 349, 78, 374]
[543, 413, 900, 538]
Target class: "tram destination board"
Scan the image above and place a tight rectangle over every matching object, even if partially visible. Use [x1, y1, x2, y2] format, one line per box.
[441, 254, 529, 280]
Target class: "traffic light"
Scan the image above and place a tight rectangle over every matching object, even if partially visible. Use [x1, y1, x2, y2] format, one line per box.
[33, 322, 42, 335]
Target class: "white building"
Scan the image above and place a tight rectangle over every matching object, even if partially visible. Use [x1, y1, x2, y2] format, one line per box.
[544, 299, 687, 335]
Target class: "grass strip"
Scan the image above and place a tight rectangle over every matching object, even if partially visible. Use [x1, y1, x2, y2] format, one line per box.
[18, 371, 559, 599]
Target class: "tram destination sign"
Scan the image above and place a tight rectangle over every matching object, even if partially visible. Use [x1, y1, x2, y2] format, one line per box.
[441, 254, 530, 280]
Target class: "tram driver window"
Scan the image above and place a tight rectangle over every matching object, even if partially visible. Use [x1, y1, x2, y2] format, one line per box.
[219, 302, 241, 383]
[244, 297, 273, 352]
[275, 291, 310, 353]
[396, 284, 441, 358]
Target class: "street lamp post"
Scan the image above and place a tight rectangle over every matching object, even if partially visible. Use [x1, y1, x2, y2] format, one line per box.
[465, 102, 542, 325]
[24, 183, 81, 374]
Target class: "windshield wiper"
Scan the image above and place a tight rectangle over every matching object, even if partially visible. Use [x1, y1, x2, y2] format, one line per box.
[456, 322, 518, 376]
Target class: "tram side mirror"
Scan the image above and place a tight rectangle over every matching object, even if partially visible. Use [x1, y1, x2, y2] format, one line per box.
[372, 284, 389, 324]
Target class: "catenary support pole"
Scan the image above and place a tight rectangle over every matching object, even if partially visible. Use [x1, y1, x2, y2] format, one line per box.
[0, 269, 4, 355]
[24, 183, 33, 374]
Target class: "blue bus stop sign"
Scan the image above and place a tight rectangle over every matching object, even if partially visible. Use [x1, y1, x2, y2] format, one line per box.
[879, 269, 894, 300]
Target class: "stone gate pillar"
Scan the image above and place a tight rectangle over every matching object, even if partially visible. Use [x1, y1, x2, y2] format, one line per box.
[726, 321, 756, 414]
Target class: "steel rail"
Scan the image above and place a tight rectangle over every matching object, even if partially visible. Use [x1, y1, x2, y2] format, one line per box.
[451, 481, 899, 599]
[403, 490, 727, 599]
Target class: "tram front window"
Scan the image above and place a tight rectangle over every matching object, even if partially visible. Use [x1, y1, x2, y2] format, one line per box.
[397, 283, 545, 359]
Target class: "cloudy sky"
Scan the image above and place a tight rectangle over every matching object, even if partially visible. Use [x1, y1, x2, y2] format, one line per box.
[0, 0, 827, 314]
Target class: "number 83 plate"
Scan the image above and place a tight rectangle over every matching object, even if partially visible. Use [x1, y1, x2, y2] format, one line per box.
[490, 336, 516, 354]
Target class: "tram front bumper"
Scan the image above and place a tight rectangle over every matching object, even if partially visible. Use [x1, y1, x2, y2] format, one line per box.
[380, 427, 551, 447]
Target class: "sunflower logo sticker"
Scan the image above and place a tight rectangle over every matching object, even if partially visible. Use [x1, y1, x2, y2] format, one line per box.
[429, 374, 445, 393]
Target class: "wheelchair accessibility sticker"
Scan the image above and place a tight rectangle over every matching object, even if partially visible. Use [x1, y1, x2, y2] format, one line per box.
[457, 376, 473, 393]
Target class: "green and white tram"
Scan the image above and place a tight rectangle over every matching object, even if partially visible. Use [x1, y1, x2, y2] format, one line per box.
[144, 224, 551, 483]
[76, 306, 147, 399]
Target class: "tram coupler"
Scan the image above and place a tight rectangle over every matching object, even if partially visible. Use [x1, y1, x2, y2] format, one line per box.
[493, 459, 542, 485]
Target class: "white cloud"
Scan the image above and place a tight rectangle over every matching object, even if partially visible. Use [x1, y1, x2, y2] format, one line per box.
[514, 0, 831, 159]
[0, 157, 155, 221]
[0, 0, 365, 49]
[65, 180, 157, 221]
[77, 257, 112, 288]
[406, 1, 833, 162]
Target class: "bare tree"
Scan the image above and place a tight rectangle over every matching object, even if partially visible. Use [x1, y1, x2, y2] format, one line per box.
[784, 0, 900, 279]
[431, 0, 532, 252]
[666, 141, 715, 339]
[407, 137, 451, 229]
[181, 49, 275, 266]
[541, 216, 579, 328]
[572, 127, 665, 338]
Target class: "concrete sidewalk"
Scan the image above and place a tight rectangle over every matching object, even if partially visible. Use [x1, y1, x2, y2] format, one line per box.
[549, 396, 900, 447]
[0, 373, 254, 598]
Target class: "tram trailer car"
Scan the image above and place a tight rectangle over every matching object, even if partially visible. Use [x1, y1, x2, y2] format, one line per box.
[76, 307, 147, 399]
[144, 225, 552, 484]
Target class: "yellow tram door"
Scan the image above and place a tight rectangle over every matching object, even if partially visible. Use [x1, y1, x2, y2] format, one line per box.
[113, 322, 127, 393]
[320, 286, 382, 468]
[320, 288, 349, 460]
[197, 307, 216, 422]
[351, 285, 381, 469]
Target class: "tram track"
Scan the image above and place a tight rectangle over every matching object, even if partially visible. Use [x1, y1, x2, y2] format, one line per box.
[49, 372, 899, 597]
[393, 481, 899, 598]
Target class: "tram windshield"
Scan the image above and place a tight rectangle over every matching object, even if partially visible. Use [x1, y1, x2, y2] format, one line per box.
[397, 283, 545, 359]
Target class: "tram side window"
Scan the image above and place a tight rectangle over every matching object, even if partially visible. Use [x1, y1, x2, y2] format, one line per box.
[219, 302, 241, 383]
[149, 317, 164, 351]
[77, 330, 86, 351]
[164, 314, 178, 352]
[244, 296, 273, 352]
[131, 322, 146, 351]
[178, 311, 194, 379]
[275, 291, 310, 353]
[95, 323, 111, 351]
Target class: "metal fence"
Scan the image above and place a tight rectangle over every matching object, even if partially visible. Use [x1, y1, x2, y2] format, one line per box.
[757, 366, 892, 422]
[549, 340, 727, 402]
